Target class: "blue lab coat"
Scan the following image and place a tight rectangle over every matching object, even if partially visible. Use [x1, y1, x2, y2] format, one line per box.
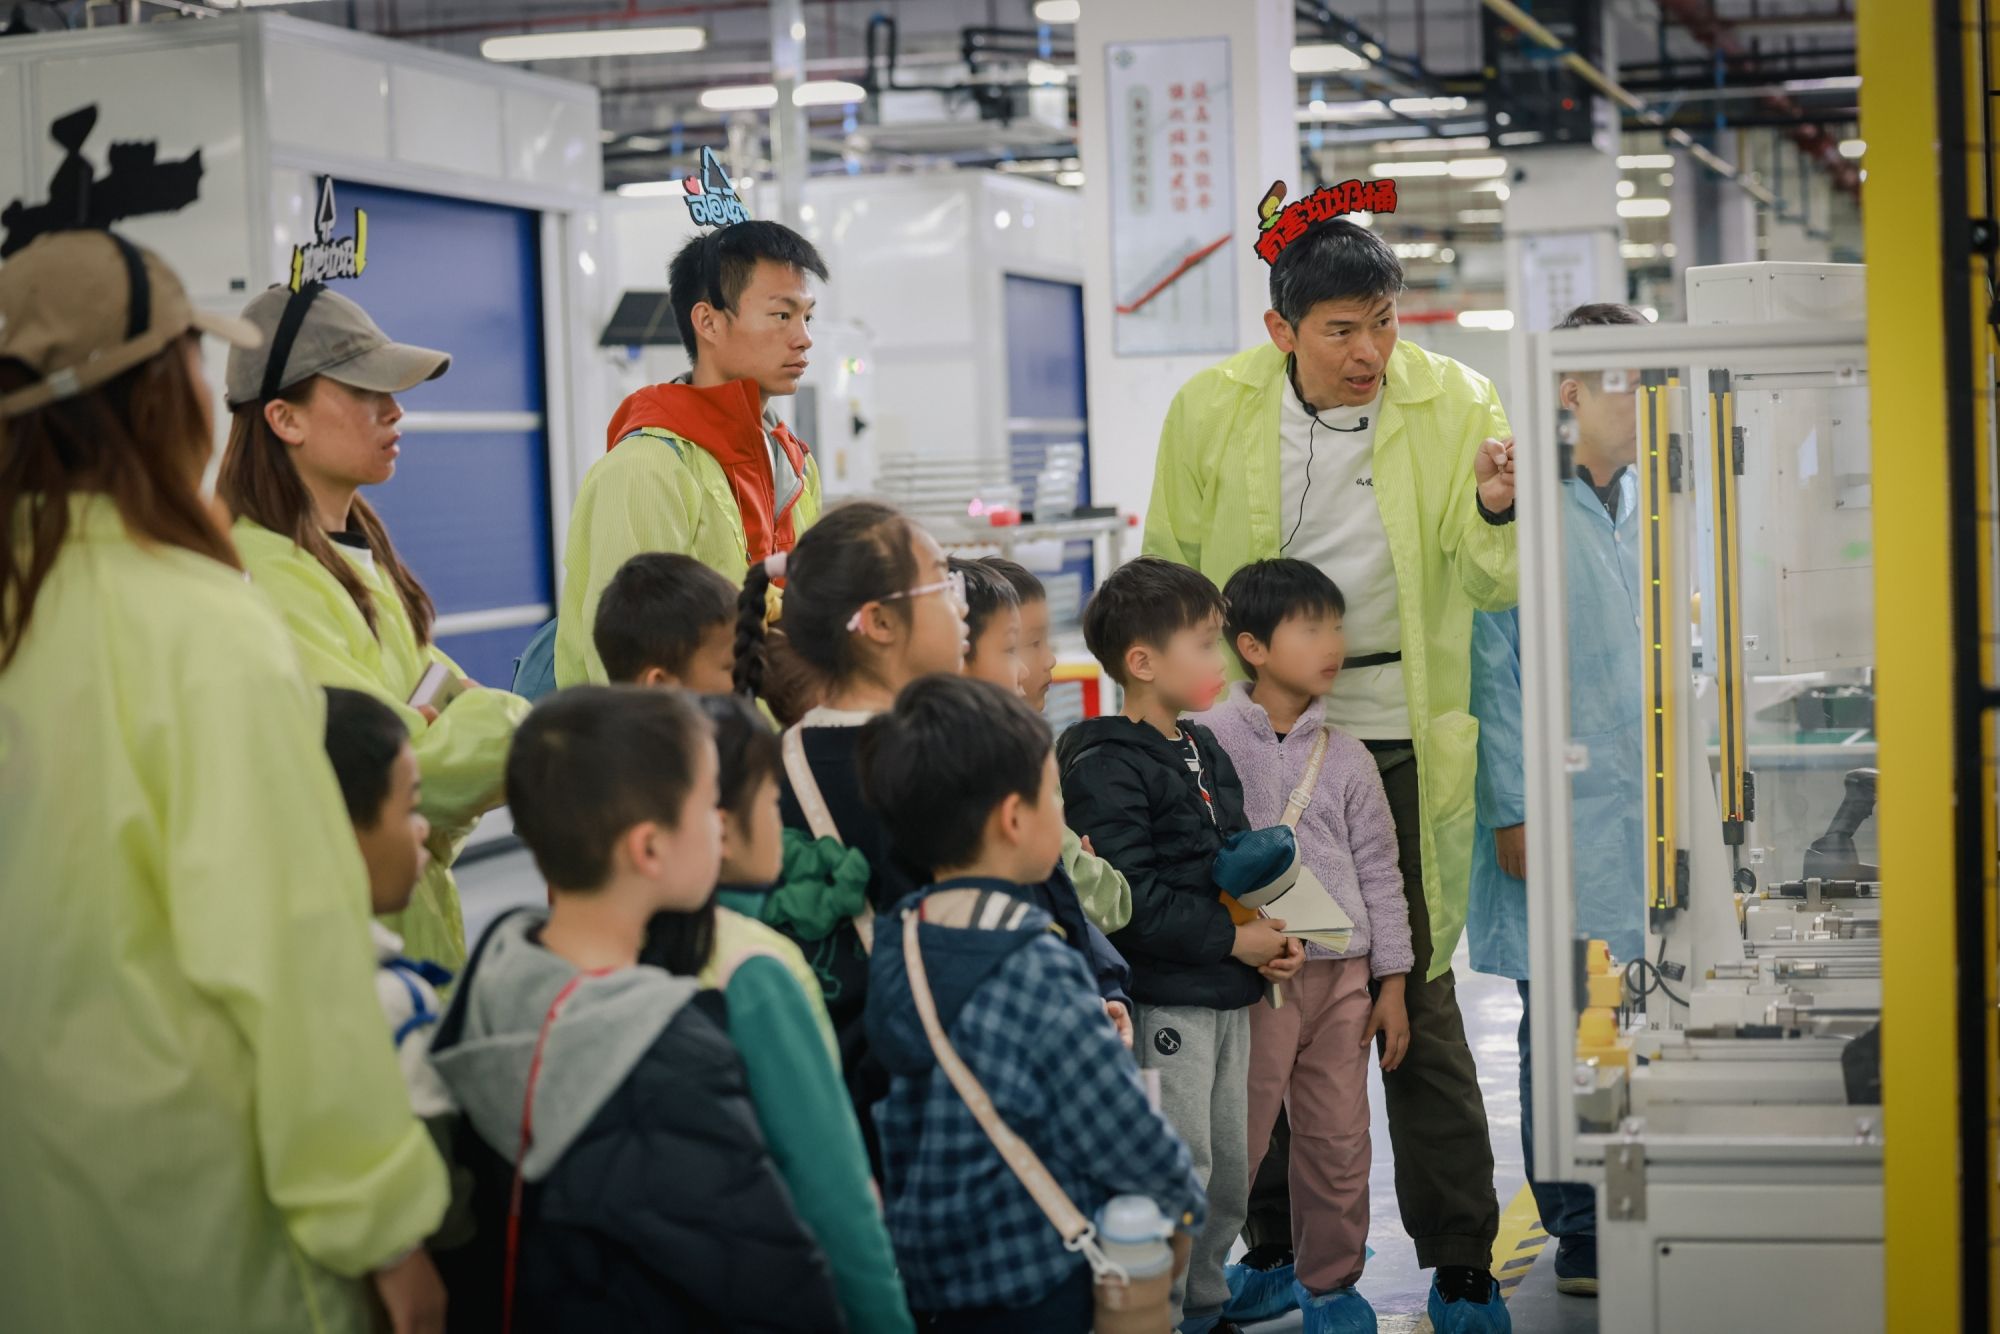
[1467, 468, 1647, 978]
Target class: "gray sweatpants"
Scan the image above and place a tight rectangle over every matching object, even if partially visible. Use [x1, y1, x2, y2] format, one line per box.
[1135, 1001, 1252, 1329]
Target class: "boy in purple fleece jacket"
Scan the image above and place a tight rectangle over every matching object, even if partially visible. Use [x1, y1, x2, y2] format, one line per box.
[1196, 558, 1412, 1331]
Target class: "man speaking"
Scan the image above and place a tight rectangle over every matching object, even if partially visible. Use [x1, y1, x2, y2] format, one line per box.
[1145, 189, 1518, 1334]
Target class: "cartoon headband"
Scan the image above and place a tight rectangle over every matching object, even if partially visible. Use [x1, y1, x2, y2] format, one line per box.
[1253, 177, 1398, 266]
[682, 146, 751, 230]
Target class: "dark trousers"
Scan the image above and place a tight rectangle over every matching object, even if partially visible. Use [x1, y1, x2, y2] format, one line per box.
[1516, 981, 1596, 1238]
[915, 1261, 1094, 1333]
[1244, 744, 1500, 1271]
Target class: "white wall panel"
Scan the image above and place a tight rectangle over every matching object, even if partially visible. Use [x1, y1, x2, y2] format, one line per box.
[0, 64, 27, 222]
[265, 42, 390, 162]
[390, 64, 503, 178]
[30, 41, 252, 301]
[504, 89, 597, 197]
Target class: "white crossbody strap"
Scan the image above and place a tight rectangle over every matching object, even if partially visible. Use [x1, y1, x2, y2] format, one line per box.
[1280, 726, 1333, 830]
[900, 907, 1116, 1277]
[782, 725, 876, 953]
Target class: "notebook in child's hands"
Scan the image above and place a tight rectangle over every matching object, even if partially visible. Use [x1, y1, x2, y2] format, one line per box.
[1222, 870, 1354, 952]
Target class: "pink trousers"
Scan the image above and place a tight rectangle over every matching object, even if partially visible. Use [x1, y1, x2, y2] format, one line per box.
[1245, 955, 1375, 1295]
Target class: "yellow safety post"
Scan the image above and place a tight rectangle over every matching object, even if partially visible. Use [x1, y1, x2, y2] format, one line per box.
[1863, 1, 1984, 1328]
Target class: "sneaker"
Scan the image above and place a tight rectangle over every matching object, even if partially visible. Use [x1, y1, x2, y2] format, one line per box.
[1427, 1266, 1513, 1334]
[1223, 1245, 1299, 1324]
[1296, 1280, 1378, 1333]
[1553, 1235, 1599, 1297]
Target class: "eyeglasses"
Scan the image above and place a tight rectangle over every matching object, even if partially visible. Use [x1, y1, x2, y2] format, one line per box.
[846, 570, 967, 633]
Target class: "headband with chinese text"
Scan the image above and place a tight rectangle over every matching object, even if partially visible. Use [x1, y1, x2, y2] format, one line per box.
[1253, 178, 1398, 266]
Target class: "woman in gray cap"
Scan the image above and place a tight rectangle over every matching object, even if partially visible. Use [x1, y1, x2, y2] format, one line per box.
[0, 234, 449, 1332]
[218, 283, 528, 973]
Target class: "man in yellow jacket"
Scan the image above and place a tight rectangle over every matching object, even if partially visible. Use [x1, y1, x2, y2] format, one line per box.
[555, 220, 827, 686]
[1145, 218, 1517, 1333]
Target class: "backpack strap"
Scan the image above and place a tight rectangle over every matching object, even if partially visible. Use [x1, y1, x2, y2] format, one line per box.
[1279, 726, 1334, 830]
[782, 724, 876, 954]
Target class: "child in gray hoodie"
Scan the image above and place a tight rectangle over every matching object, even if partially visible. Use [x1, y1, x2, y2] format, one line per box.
[1195, 559, 1412, 1333]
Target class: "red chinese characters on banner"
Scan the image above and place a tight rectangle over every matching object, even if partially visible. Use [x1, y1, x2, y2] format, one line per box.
[1166, 78, 1218, 215]
[1253, 178, 1400, 264]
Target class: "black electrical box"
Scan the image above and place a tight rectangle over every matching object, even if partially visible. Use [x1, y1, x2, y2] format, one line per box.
[1480, 0, 1602, 147]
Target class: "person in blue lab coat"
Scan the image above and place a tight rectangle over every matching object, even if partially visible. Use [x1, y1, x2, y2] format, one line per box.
[1467, 302, 1650, 1300]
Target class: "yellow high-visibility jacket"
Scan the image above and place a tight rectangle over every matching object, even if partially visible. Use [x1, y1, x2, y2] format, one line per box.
[555, 378, 824, 687]
[0, 496, 446, 1332]
[1143, 339, 1519, 975]
[236, 518, 529, 971]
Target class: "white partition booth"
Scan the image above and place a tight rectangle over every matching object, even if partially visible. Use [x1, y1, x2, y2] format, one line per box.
[1514, 265, 1882, 1331]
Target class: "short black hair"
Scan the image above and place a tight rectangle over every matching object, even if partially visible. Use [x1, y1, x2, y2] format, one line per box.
[668, 220, 830, 362]
[594, 552, 738, 684]
[700, 691, 782, 825]
[323, 686, 409, 827]
[1221, 559, 1347, 680]
[506, 685, 712, 893]
[1555, 302, 1651, 387]
[950, 555, 1019, 644]
[858, 675, 1053, 876]
[644, 693, 778, 977]
[1269, 219, 1404, 327]
[1082, 556, 1226, 685]
[979, 555, 1045, 604]
[1556, 302, 1649, 330]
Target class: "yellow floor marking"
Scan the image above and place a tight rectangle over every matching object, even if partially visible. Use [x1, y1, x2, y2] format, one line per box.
[1492, 1182, 1553, 1302]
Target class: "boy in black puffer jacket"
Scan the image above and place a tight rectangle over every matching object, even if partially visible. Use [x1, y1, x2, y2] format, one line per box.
[1057, 557, 1304, 1334]
[429, 687, 841, 1333]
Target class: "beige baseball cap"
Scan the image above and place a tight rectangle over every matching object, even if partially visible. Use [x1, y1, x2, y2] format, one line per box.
[225, 283, 450, 410]
[0, 230, 262, 419]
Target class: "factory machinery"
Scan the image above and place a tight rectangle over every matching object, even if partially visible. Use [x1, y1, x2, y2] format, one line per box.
[1515, 263, 1883, 1331]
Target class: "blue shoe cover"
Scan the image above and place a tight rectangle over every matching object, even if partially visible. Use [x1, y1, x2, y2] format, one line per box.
[1427, 1270, 1514, 1334]
[1296, 1281, 1378, 1334]
[1223, 1260, 1299, 1323]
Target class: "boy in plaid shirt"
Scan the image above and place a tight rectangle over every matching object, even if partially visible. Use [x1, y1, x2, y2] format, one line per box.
[861, 676, 1204, 1332]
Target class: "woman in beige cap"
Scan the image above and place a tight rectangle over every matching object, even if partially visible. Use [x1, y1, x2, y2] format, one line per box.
[218, 283, 528, 973]
[0, 232, 448, 1332]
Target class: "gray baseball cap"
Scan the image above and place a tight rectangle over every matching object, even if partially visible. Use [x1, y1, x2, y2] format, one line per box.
[225, 283, 450, 409]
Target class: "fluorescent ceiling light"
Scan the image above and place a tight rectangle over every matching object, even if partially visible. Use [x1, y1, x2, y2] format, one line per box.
[1292, 43, 1370, 74]
[1617, 153, 1674, 169]
[1470, 179, 1509, 197]
[1839, 138, 1865, 158]
[1457, 208, 1504, 224]
[1033, 0, 1080, 21]
[1497, 130, 1543, 146]
[700, 85, 780, 111]
[1380, 135, 1491, 154]
[1457, 309, 1515, 331]
[1621, 242, 1660, 259]
[1616, 180, 1636, 198]
[1393, 242, 1438, 259]
[1784, 76, 1861, 92]
[1445, 156, 1507, 178]
[623, 135, 668, 152]
[616, 180, 685, 198]
[794, 79, 868, 106]
[482, 25, 705, 62]
[1298, 100, 1389, 122]
[1056, 170, 1085, 187]
[1618, 197, 1671, 218]
[1026, 60, 1068, 86]
[1389, 96, 1468, 115]
[1377, 159, 1447, 176]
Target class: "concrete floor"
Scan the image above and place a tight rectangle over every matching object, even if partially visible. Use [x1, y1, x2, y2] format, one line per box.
[456, 850, 1600, 1334]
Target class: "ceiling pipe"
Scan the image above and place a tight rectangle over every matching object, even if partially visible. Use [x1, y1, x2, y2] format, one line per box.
[380, 0, 845, 43]
[1478, 0, 1780, 206]
[1653, 0, 1860, 199]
